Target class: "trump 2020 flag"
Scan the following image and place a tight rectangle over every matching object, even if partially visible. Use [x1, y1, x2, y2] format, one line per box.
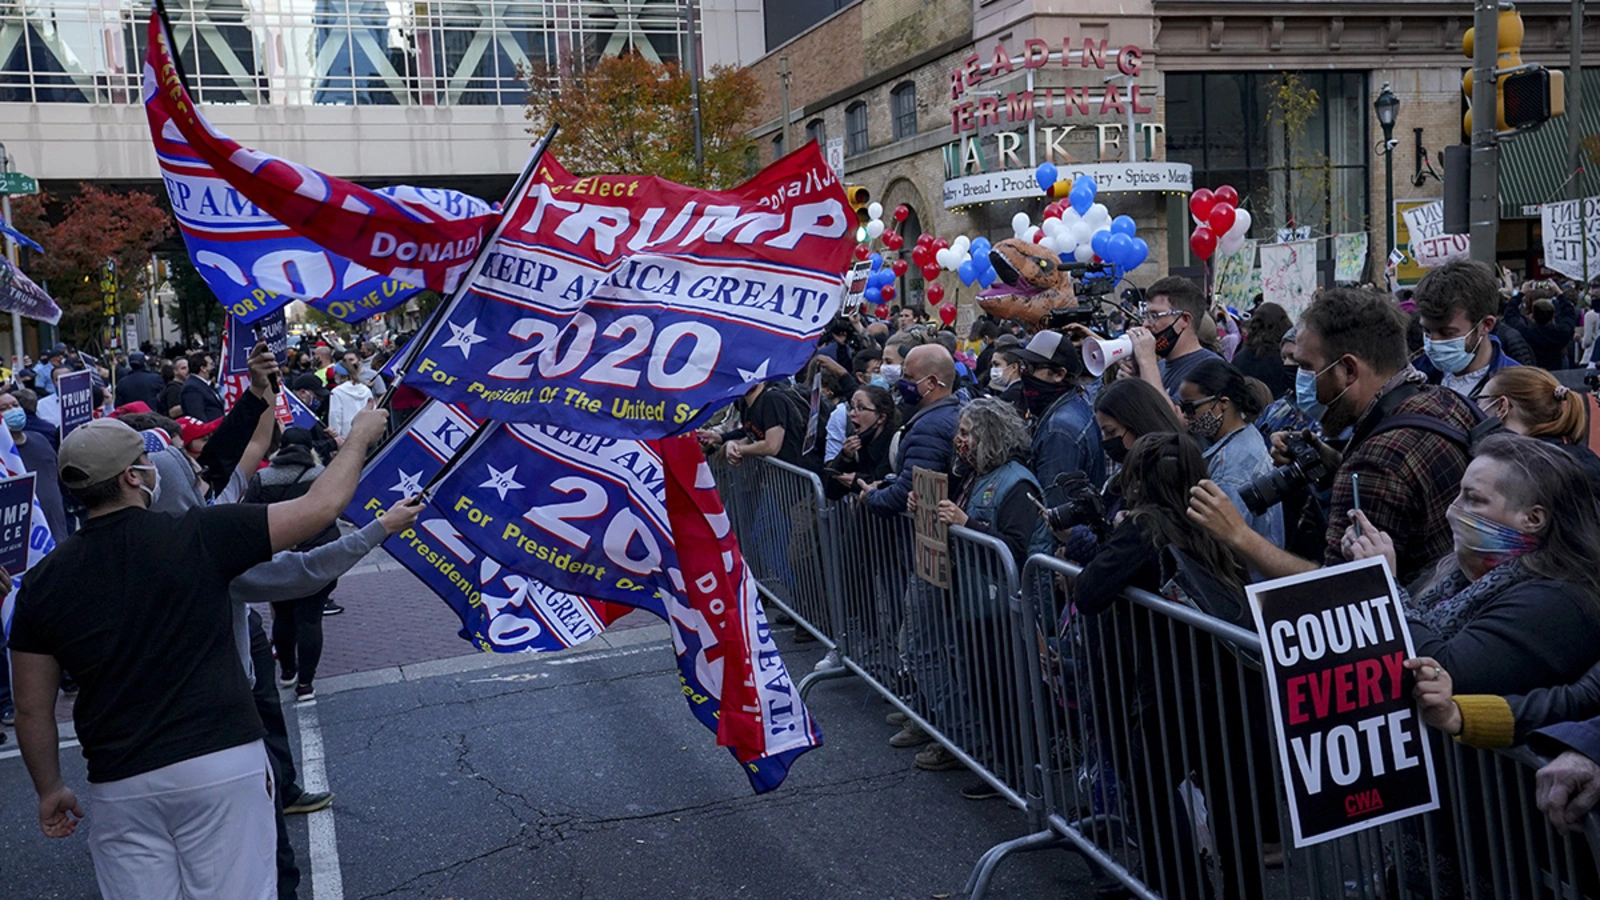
[145, 11, 502, 301]
[401, 148, 853, 439]
[346, 400, 628, 652]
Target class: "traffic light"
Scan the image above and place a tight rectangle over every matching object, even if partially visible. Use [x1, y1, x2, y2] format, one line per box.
[1462, 7, 1564, 134]
[844, 185, 870, 226]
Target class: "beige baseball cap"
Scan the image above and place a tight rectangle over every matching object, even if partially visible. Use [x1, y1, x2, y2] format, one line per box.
[59, 418, 146, 490]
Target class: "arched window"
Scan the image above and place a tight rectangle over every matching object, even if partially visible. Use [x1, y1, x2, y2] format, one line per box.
[891, 81, 918, 141]
[805, 119, 826, 147]
[772, 131, 785, 160]
[846, 101, 868, 156]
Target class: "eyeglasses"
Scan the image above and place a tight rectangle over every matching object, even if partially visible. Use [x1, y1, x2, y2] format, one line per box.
[849, 404, 879, 414]
[1178, 394, 1221, 416]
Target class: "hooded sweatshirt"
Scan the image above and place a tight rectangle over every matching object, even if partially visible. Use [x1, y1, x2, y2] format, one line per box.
[328, 379, 373, 439]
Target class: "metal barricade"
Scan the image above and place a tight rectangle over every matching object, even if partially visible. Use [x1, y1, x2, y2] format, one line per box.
[710, 456, 839, 646]
[1004, 552, 1600, 900]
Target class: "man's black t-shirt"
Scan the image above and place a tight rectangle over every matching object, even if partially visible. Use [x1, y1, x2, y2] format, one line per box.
[736, 384, 807, 467]
[8, 504, 274, 783]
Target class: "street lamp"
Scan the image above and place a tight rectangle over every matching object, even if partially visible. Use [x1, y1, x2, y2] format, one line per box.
[1374, 83, 1400, 258]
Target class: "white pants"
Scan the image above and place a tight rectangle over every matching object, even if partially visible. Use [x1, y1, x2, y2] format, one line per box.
[87, 741, 276, 900]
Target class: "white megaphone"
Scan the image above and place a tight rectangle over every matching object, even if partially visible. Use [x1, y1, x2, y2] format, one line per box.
[1083, 335, 1135, 377]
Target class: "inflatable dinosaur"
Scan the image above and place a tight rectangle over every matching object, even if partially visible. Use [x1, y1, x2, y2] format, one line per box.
[976, 239, 1078, 328]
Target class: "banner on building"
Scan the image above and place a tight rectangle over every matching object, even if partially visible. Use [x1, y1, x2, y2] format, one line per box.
[58, 370, 95, 439]
[1259, 240, 1318, 322]
[403, 146, 853, 438]
[1247, 557, 1438, 847]
[144, 11, 504, 311]
[1333, 233, 1369, 285]
[0, 472, 36, 575]
[1401, 201, 1470, 270]
[1214, 239, 1257, 310]
[0, 255, 61, 325]
[1540, 195, 1600, 281]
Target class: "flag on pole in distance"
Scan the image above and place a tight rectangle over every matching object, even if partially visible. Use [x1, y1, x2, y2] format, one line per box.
[143, 9, 503, 310]
[399, 147, 854, 440]
[344, 400, 630, 652]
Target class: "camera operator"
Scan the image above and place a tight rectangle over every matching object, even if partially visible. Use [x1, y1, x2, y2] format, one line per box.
[1010, 330, 1105, 507]
[1188, 287, 1479, 585]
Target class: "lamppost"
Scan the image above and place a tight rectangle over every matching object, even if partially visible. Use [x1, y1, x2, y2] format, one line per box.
[1374, 83, 1400, 258]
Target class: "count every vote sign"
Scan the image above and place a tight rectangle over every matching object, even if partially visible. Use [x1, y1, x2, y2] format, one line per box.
[1247, 557, 1439, 847]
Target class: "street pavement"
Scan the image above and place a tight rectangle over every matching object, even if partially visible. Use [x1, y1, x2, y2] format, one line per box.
[0, 558, 1097, 899]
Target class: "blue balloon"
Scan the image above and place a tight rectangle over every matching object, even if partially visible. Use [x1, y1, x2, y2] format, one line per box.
[869, 252, 883, 272]
[971, 237, 991, 258]
[1090, 229, 1112, 259]
[1069, 186, 1093, 216]
[874, 270, 895, 288]
[1035, 162, 1059, 194]
[1106, 232, 1134, 264]
[864, 286, 882, 304]
[958, 260, 977, 286]
[978, 266, 997, 289]
[1074, 175, 1098, 197]
[1125, 237, 1150, 270]
[1110, 215, 1137, 237]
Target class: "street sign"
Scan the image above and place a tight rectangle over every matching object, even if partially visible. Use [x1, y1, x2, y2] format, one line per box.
[0, 173, 38, 196]
[825, 137, 845, 179]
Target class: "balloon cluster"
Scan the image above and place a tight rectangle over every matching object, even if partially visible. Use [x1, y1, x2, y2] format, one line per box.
[861, 252, 902, 305]
[909, 234, 950, 308]
[860, 202, 908, 251]
[1186, 186, 1251, 260]
[1022, 167, 1150, 274]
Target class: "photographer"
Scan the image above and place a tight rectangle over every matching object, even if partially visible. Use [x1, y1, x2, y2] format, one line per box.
[1011, 330, 1104, 507]
[1188, 287, 1479, 585]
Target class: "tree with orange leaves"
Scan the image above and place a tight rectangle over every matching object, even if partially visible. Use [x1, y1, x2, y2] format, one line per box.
[525, 53, 762, 190]
[11, 184, 171, 348]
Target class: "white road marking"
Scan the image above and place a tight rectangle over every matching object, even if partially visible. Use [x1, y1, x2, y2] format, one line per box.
[543, 642, 670, 666]
[295, 700, 344, 900]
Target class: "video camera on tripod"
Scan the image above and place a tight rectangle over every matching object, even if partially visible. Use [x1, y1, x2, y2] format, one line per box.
[1040, 263, 1132, 333]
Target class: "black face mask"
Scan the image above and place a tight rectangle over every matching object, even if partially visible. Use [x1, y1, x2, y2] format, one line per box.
[1021, 371, 1072, 416]
[1152, 321, 1181, 357]
[1104, 437, 1129, 465]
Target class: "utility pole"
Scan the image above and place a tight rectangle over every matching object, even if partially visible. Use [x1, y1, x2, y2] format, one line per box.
[779, 55, 792, 157]
[1569, 0, 1588, 283]
[683, 0, 704, 182]
[1469, 0, 1501, 265]
[0, 143, 24, 369]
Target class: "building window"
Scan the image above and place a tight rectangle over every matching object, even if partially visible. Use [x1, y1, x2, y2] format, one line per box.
[891, 82, 917, 140]
[745, 146, 759, 177]
[1165, 71, 1369, 280]
[846, 102, 868, 156]
[806, 119, 825, 147]
[773, 131, 785, 160]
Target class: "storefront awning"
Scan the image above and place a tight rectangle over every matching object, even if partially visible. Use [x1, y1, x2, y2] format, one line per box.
[1500, 68, 1600, 220]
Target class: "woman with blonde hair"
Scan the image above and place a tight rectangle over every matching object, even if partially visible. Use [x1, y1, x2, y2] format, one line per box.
[1478, 366, 1600, 493]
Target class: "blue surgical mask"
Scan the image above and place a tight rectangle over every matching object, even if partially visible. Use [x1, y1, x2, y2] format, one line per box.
[869, 374, 889, 389]
[2, 408, 25, 431]
[1293, 368, 1327, 420]
[1423, 327, 1482, 376]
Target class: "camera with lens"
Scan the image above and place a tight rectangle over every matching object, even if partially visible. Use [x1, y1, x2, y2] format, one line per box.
[1043, 471, 1109, 538]
[1041, 264, 1127, 331]
[1239, 433, 1330, 516]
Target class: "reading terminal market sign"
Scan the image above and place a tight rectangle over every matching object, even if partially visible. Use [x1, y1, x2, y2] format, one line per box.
[941, 37, 1192, 210]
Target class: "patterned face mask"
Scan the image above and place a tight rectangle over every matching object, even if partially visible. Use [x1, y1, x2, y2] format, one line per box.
[1446, 503, 1540, 570]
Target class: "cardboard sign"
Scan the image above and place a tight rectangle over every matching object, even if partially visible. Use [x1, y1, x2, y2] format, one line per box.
[57, 369, 95, 440]
[1540, 195, 1600, 281]
[912, 466, 949, 589]
[1247, 557, 1438, 847]
[0, 472, 35, 575]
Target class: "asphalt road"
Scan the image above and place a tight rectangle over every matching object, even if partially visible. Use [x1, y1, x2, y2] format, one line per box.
[0, 592, 1097, 899]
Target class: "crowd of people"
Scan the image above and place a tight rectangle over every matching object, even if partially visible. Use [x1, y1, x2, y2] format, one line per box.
[704, 259, 1600, 894]
[0, 327, 415, 899]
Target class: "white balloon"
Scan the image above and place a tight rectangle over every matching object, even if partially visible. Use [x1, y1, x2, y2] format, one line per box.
[954, 235, 971, 252]
[867, 202, 884, 221]
[866, 219, 885, 240]
[1218, 233, 1245, 256]
[1074, 244, 1096, 263]
[1071, 222, 1094, 246]
[1061, 209, 1083, 228]
[1027, 226, 1043, 244]
[1229, 209, 1253, 238]
[1039, 235, 1057, 254]
[1087, 203, 1111, 229]
[1043, 218, 1066, 237]
[1011, 212, 1032, 234]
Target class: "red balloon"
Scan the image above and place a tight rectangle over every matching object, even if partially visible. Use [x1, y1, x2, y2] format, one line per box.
[910, 245, 930, 267]
[1043, 202, 1064, 220]
[1189, 188, 1216, 224]
[917, 232, 934, 245]
[1214, 185, 1240, 208]
[1189, 225, 1218, 260]
[921, 262, 942, 281]
[933, 238, 949, 251]
[927, 283, 946, 304]
[883, 231, 904, 250]
[874, 305, 889, 319]
[938, 304, 957, 326]
[891, 258, 909, 277]
[880, 284, 897, 303]
[893, 204, 910, 222]
[852, 244, 870, 261]
[1208, 203, 1236, 236]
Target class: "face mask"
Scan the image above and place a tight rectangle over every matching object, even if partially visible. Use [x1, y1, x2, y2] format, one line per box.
[869, 374, 889, 389]
[989, 366, 1012, 390]
[953, 433, 975, 467]
[1020, 371, 1071, 416]
[130, 463, 162, 507]
[895, 377, 925, 407]
[1423, 325, 1483, 376]
[1295, 358, 1354, 423]
[1104, 436, 1129, 465]
[2, 408, 26, 431]
[1447, 503, 1539, 571]
[880, 363, 903, 383]
[1152, 318, 1182, 357]
[1187, 408, 1224, 441]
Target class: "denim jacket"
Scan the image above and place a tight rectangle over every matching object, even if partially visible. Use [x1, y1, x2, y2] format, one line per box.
[1203, 424, 1284, 548]
[1030, 387, 1105, 508]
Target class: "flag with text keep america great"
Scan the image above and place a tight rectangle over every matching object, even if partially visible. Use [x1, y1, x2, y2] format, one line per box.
[405, 148, 854, 439]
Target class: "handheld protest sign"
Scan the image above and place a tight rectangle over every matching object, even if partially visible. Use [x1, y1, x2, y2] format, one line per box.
[1246, 556, 1439, 847]
[0, 472, 35, 575]
[912, 466, 950, 589]
[57, 369, 95, 440]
